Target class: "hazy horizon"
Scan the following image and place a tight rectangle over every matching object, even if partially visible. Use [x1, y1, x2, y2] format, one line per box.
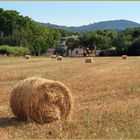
[0, 1, 140, 26]
[45, 19, 140, 27]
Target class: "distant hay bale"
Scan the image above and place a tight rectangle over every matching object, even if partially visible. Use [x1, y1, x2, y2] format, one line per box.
[122, 55, 128, 59]
[51, 55, 57, 59]
[85, 57, 93, 63]
[25, 55, 31, 59]
[10, 77, 73, 123]
[57, 56, 63, 61]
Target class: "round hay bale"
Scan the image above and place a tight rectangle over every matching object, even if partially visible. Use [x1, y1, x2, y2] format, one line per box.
[25, 55, 31, 59]
[10, 77, 73, 123]
[85, 57, 93, 63]
[51, 55, 57, 59]
[57, 56, 63, 61]
[122, 55, 128, 59]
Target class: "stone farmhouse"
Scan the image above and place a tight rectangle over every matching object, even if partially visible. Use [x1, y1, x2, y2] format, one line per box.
[59, 35, 83, 57]
[46, 35, 83, 57]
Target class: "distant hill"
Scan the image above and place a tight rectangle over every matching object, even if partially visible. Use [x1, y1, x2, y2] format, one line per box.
[40, 20, 140, 32]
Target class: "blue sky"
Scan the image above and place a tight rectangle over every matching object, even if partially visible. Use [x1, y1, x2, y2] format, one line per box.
[0, 1, 140, 26]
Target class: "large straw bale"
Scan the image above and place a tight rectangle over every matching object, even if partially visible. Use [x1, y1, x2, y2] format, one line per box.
[122, 55, 128, 59]
[25, 55, 31, 59]
[51, 55, 57, 59]
[57, 56, 63, 61]
[10, 77, 73, 123]
[85, 57, 93, 63]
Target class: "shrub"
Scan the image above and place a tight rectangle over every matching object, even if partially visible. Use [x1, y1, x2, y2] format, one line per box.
[99, 49, 117, 56]
[0, 45, 30, 56]
[54, 47, 66, 56]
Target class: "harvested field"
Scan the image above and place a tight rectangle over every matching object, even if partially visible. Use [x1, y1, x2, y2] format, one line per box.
[0, 56, 139, 139]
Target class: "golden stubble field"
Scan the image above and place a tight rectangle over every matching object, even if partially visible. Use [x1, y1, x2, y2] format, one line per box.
[0, 56, 139, 139]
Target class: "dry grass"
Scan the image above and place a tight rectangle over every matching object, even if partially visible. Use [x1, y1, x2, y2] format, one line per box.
[0, 56, 139, 139]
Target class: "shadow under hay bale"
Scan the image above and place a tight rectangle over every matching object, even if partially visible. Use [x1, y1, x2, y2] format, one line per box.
[0, 117, 27, 128]
[85, 57, 93, 63]
[122, 55, 128, 59]
[10, 77, 73, 124]
[57, 56, 63, 61]
[25, 55, 31, 59]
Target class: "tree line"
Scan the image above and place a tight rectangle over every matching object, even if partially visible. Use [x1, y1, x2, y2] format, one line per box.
[0, 8, 140, 56]
[0, 8, 74, 56]
[66, 29, 140, 56]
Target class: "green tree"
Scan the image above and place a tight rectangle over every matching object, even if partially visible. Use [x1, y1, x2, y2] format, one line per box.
[30, 37, 48, 56]
[66, 38, 79, 55]
[54, 47, 66, 56]
[46, 30, 61, 49]
[127, 37, 140, 56]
